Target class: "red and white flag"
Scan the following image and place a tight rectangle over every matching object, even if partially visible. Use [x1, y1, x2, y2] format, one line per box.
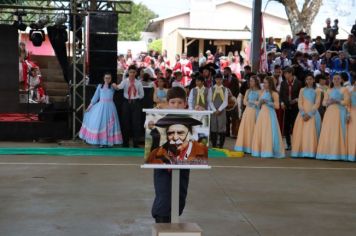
[259, 13, 267, 73]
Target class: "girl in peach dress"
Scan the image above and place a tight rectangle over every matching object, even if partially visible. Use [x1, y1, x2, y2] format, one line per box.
[251, 77, 285, 158]
[235, 76, 261, 154]
[316, 74, 350, 161]
[347, 82, 356, 161]
[291, 74, 321, 158]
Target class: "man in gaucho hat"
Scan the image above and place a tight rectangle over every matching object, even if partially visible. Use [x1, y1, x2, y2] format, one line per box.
[146, 114, 208, 165]
[199, 62, 217, 88]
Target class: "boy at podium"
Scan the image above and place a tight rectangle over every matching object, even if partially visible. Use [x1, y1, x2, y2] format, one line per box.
[152, 87, 190, 223]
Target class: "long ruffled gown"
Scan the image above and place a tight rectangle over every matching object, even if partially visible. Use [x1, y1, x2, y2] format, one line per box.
[79, 84, 123, 146]
[251, 91, 285, 158]
[316, 87, 350, 160]
[234, 89, 260, 153]
[347, 88, 356, 161]
[291, 88, 321, 158]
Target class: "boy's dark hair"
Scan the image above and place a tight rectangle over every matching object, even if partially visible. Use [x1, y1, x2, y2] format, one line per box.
[142, 73, 151, 82]
[215, 73, 223, 79]
[340, 72, 349, 82]
[137, 67, 145, 75]
[128, 64, 137, 71]
[29, 67, 37, 73]
[315, 74, 325, 83]
[274, 64, 281, 70]
[196, 76, 205, 82]
[165, 68, 173, 74]
[257, 73, 267, 81]
[283, 66, 294, 75]
[104, 71, 112, 77]
[167, 87, 187, 101]
[244, 65, 252, 71]
[223, 66, 232, 72]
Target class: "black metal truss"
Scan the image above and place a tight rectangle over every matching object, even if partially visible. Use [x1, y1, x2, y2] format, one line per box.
[0, 0, 132, 139]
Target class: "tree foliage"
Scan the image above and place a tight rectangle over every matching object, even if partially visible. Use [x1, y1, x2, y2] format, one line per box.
[0, 0, 19, 3]
[148, 38, 162, 53]
[274, 0, 322, 37]
[118, 2, 157, 41]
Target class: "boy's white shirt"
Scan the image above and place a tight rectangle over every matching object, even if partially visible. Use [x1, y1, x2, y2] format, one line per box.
[208, 84, 228, 112]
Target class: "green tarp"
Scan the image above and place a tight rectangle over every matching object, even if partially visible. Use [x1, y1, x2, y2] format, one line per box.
[0, 147, 228, 158]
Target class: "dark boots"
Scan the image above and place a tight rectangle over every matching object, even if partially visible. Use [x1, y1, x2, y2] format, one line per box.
[211, 132, 226, 148]
[155, 216, 171, 223]
[211, 132, 218, 148]
[218, 133, 226, 149]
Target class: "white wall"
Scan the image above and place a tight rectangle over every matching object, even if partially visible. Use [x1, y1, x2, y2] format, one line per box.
[159, 1, 291, 59]
[117, 41, 147, 57]
[159, 1, 290, 39]
[215, 2, 250, 29]
[190, 0, 216, 28]
[163, 30, 183, 65]
[161, 14, 189, 63]
[162, 13, 190, 36]
[141, 32, 159, 45]
[263, 13, 291, 38]
[215, 2, 291, 38]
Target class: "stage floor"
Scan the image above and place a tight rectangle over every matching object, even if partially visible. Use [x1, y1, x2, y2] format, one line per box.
[0, 141, 355, 236]
[0, 113, 38, 122]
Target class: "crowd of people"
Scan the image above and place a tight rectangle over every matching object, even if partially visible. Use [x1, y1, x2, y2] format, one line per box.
[75, 18, 356, 226]
[80, 18, 356, 162]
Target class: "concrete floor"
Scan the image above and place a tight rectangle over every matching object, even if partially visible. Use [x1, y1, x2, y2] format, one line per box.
[0, 140, 356, 236]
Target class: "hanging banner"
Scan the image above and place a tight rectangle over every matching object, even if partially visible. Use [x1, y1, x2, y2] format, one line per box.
[142, 109, 212, 169]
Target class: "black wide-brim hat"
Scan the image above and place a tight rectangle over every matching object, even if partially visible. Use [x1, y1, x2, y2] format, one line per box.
[155, 114, 202, 128]
[199, 63, 218, 75]
[296, 30, 307, 36]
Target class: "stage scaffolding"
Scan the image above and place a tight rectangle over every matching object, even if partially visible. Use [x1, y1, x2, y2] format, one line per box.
[0, 0, 132, 139]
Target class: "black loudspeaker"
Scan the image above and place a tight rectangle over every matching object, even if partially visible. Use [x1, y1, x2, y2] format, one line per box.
[0, 24, 19, 112]
[88, 13, 118, 84]
[89, 12, 118, 33]
[0, 25, 18, 90]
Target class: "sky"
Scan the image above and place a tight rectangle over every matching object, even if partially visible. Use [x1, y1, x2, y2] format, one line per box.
[133, 0, 356, 33]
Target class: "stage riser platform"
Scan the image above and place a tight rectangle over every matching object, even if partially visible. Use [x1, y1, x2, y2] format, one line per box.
[0, 121, 69, 141]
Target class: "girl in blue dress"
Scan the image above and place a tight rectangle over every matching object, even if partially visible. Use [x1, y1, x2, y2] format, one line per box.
[291, 74, 321, 158]
[347, 82, 356, 161]
[79, 73, 123, 147]
[235, 75, 261, 153]
[251, 76, 285, 158]
[153, 77, 168, 108]
[316, 74, 350, 160]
